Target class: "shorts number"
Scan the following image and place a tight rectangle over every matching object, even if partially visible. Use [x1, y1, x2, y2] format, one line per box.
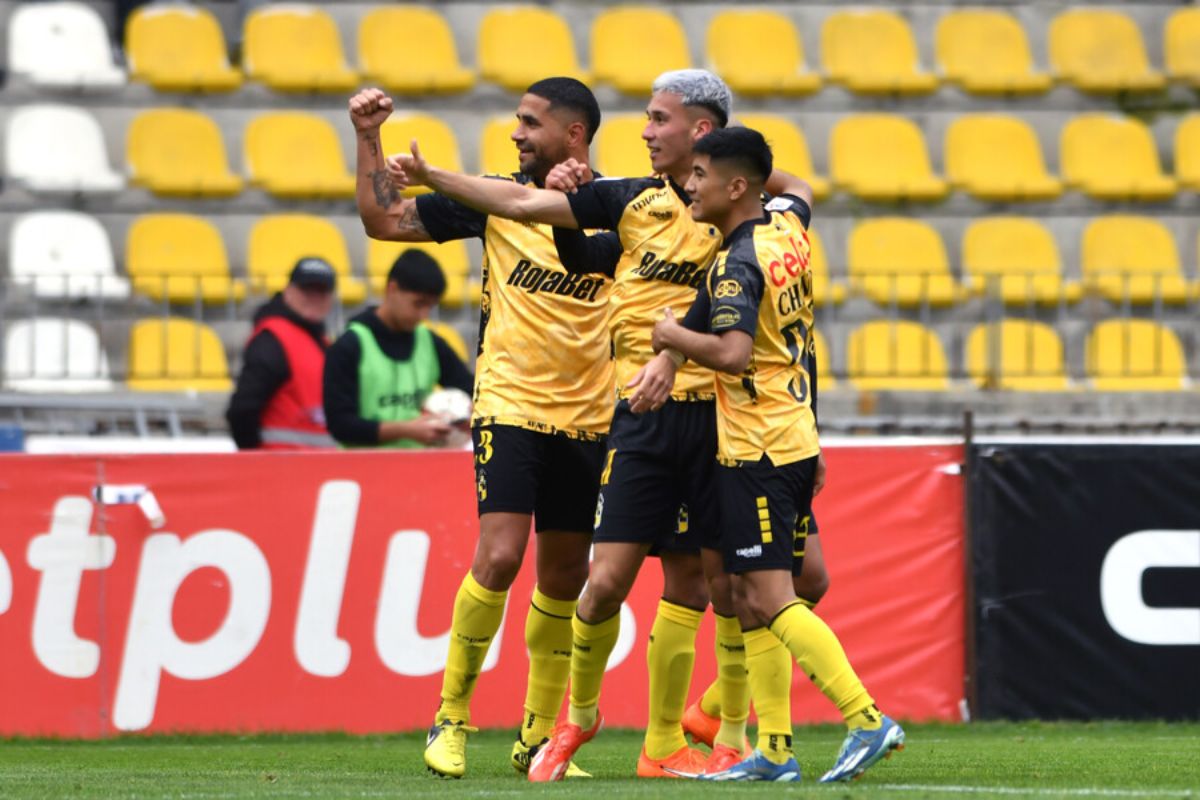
[476, 430, 494, 465]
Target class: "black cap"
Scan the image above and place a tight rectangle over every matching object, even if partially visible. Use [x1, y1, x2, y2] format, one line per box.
[289, 257, 337, 291]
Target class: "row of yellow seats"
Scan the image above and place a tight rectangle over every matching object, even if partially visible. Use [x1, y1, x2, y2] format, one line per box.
[124, 5, 1200, 96]
[811, 216, 1200, 309]
[124, 214, 479, 309]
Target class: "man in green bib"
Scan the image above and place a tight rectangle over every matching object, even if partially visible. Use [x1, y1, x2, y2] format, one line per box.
[323, 250, 474, 448]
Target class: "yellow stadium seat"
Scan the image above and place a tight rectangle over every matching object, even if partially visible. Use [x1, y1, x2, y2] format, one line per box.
[811, 327, 836, 390]
[945, 115, 1061, 201]
[737, 114, 829, 199]
[480, 115, 519, 175]
[848, 321, 949, 391]
[425, 320, 471, 362]
[805, 229, 844, 306]
[359, 6, 474, 95]
[1061, 115, 1176, 200]
[596, 115, 651, 178]
[1087, 320, 1187, 391]
[963, 218, 1081, 306]
[935, 10, 1051, 95]
[248, 215, 367, 304]
[1049, 9, 1165, 93]
[592, 7, 690, 95]
[127, 318, 231, 392]
[966, 320, 1070, 391]
[127, 214, 246, 304]
[821, 10, 938, 95]
[127, 109, 243, 197]
[1166, 9, 1200, 87]
[244, 113, 355, 198]
[125, 5, 242, 92]
[380, 114, 462, 197]
[830, 115, 947, 201]
[1176, 114, 1200, 191]
[705, 11, 820, 96]
[243, 6, 357, 93]
[1082, 216, 1195, 305]
[478, 7, 588, 93]
[366, 238, 472, 300]
[848, 219, 967, 308]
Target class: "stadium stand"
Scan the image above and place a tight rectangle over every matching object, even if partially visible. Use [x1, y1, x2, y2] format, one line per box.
[944, 115, 1062, 201]
[7, 1, 125, 90]
[426, 320, 470, 362]
[961, 218, 1082, 307]
[5, 105, 124, 193]
[812, 328, 835, 389]
[243, 112, 355, 198]
[1082, 216, 1196, 305]
[366, 238, 473, 308]
[737, 114, 830, 199]
[3, 318, 114, 393]
[1176, 114, 1200, 191]
[359, 6, 475, 95]
[848, 219, 967, 308]
[805, 229, 845, 306]
[479, 115, 519, 176]
[935, 9, 1051, 95]
[1165, 8, 1200, 86]
[821, 10, 938, 95]
[248, 215, 368, 304]
[126, 214, 247, 304]
[847, 320, 951, 391]
[242, 5, 358, 93]
[1060, 114, 1178, 201]
[1086, 320, 1188, 391]
[591, 7, 690, 94]
[966, 320, 1070, 391]
[830, 115, 948, 201]
[705, 10, 821, 96]
[125, 5, 242, 92]
[478, 6, 587, 93]
[127, 109, 244, 197]
[1049, 8, 1166, 93]
[9, 212, 130, 301]
[595, 114, 651, 178]
[379, 113, 463, 197]
[126, 318, 232, 392]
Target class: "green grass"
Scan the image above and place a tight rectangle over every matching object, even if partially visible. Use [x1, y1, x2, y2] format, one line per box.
[1, 722, 1198, 799]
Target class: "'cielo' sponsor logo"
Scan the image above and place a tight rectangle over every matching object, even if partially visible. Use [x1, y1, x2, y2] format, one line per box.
[1099, 529, 1200, 646]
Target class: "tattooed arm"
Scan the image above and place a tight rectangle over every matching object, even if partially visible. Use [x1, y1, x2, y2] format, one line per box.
[349, 88, 431, 242]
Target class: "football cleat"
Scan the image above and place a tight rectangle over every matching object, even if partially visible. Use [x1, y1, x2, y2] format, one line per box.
[818, 715, 906, 783]
[702, 743, 748, 775]
[424, 719, 477, 779]
[681, 701, 721, 748]
[527, 715, 603, 783]
[636, 744, 708, 778]
[700, 749, 802, 782]
[511, 736, 592, 778]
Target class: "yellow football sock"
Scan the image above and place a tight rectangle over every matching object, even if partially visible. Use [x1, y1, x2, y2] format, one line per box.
[768, 601, 877, 728]
[520, 587, 577, 745]
[743, 626, 794, 764]
[699, 678, 721, 718]
[712, 613, 749, 750]
[567, 611, 620, 731]
[644, 599, 702, 759]
[436, 572, 508, 725]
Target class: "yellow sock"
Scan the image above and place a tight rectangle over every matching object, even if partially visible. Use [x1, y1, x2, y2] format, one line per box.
[699, 678, 721, 718]
[520, 587, 577, 745]
[436, 572, 508, 724]
[768, 602, 877, 728]
[644, 599, 702, 759]
[743, 627, 795, 765]
[567, 611, 620, 731]
[712, 613, 748, 750]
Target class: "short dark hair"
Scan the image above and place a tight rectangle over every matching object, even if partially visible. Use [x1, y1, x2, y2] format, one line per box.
[388, 249, 446, 297]
[692, 127, 773, 185]
[525, 77, 602, 144]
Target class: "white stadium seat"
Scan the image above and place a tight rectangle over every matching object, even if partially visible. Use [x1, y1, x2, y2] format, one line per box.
[9, 212, 130, 300]
[3, 317, 114, 392]
[5, 105, 124, 192]
[7, 1, 125, 89]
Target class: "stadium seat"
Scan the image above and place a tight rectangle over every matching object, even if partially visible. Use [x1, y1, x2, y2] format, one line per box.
[1049, 9, 1165, 93]
[1082, 216, 1195, 305]
[705, 10, 821, 96]
[1166, 8, 1200, 87]
[425, 321, 470, 362]
[944, 115, 1062, 201]
[380, 114, 463, 197]
[127, 109, 244, 197]
[125, 5, 242, 92]
[962, 218, 1082, 306]
[367, 238, 472, 308]
[1175, 114, 1200, 191]
[5, 105, 124, 193]
[248, 215, 367, 304]
[7, 1, 125, 89]
[244, 113, 355, 198]
[3, 318, 114, 392]
[126, 215, 247, 304]
[591, 7, 690, 95]
[596, 115, 651, 178]
[821, 10, 938, 95]
[848, 219, 967, 307]
[9, 212, 130, 300]
[478, 7, 588, 92]
[830, 115, 947, 201]
[242, 5, 358, 93]
[480, 116, 520, 175]
[811, 327, 836, 389]
[1060, 115, 1177, 201]
[1086, 320, 1187, 391]
[127, 318, 232, 392]
[935, 9, 1051, 95]
[805, 229, 844, 306]
[966, 320, 1070, 391]
[359, 6, 475, 94]
[737, 114, 830, 199]
[847, 321, 950, 391]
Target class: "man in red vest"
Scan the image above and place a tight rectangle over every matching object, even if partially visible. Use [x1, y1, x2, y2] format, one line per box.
[226, 257, 338, 449]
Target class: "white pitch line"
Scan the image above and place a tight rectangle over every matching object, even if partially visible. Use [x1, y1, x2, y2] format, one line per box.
[877, 785, 1195, 798]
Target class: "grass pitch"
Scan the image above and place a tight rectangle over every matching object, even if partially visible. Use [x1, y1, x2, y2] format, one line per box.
[1, 721, 1198, 799]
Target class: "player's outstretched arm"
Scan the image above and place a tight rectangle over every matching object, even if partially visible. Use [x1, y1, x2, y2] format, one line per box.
[653, 308, 753, 375]
[765, 167, 815, 212]
[349, 88, 431, 242]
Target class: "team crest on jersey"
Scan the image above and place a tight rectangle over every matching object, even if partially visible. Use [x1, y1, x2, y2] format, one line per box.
[711, 306, 742, 328]
[715, 279, 742, 299]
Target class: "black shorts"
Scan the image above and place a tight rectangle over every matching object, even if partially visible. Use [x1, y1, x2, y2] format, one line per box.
[472, 423, 605, 534]
[719, 454, 819, 574]
[593, 399, 719, 553]
[791, 510, 819, 576]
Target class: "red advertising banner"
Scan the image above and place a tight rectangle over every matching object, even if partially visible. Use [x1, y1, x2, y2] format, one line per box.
[0, 443, 963, 737]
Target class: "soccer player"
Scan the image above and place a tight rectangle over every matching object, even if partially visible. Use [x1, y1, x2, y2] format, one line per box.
[650, 126, 905, 783]
[349, 79, 613, 778]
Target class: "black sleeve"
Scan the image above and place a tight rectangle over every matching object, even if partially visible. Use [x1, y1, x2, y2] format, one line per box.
[566, 177, 657, 231]
[681, 277, 712, 332]
[809, 348, 819, 428]
[414, 192, 489, 243]
[432, 334, 475, 394]
[553, 228, 621, 277]
[765, 193, 812, 230]
[225, 331, 290, 450]
[709, 252, 765, 339]
[322, 332, 381, 446]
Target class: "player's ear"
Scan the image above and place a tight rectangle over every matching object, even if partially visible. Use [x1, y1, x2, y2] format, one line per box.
[566, 119, 587, 149]
[729, 175, 748, 201]
[692, 117, 714, 141]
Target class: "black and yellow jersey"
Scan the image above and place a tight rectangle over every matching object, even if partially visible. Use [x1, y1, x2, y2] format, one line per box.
[700, 193, 820, 466]
[566, 175, 722, 400]
[415, 173, 613, 438]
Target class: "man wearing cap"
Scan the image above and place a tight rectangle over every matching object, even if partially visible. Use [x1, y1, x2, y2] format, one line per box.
[323, 250, 474, 448]
[226, 257, 339, 450]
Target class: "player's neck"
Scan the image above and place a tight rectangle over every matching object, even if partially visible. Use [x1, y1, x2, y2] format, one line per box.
[716, 200, 766, 239]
